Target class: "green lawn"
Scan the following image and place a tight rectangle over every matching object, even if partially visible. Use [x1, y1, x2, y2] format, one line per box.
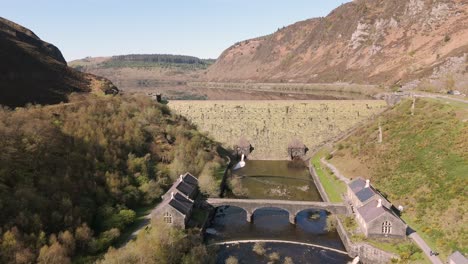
[310, 149, 346, 202]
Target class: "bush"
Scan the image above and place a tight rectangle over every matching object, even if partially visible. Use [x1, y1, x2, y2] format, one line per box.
[228, 177, 249, 197]
[269, 252, 280, 262]
[283, 257, 294, 264]
[253, 242, 266, 256]
[325, 217, 337, 232]
[225, 256, 239, 264]
[198, 161, 222, 197]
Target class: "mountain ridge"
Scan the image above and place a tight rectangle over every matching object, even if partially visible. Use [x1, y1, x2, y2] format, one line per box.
[206, 0, 468, 92]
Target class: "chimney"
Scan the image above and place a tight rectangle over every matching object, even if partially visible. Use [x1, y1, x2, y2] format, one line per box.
[171, 192, 174, 199]
[179, 174, 183, 182]
[365, 179, 370, 188]
[377, 199, 382, 208]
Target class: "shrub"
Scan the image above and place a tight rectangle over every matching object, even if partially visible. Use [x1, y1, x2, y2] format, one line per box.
[225, 256, 239, 264]
[253, 242, 266, 256]
[269, 252, 280, 262]
[325, 217, 337, 232]
[198, 161, 222, 197]
[283, 257, 294, 264]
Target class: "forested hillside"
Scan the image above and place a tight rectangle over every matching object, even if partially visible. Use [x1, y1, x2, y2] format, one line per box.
[0, 95, 223, 263]
[98, 220, 214, 264]
[329, 98, 467, 258]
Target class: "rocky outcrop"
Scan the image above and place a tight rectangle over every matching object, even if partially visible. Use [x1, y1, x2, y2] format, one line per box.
[207, 0, 468, 90]
[0, 17, 117, 108]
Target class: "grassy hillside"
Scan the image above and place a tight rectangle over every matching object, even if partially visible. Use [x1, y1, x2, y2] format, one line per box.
[329, 98, 467, 258]
[0, 95, 223, 263]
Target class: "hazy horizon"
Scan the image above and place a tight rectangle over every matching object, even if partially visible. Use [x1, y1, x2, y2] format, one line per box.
[2, 0, 349, 61]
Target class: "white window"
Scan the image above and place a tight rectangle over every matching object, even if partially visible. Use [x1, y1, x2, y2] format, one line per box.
[164, 212, 172, 224]
[382, 221, 392, 234]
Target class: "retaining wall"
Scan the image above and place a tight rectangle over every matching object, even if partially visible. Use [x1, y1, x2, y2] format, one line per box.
[169, 100, 387, 159]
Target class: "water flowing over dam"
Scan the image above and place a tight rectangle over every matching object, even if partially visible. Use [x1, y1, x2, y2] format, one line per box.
[169, 100, 387, 159]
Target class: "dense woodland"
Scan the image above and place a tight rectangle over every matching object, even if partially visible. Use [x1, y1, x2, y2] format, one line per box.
[0, 94, 223, 263]
[97, 54, 215, 70]
[98, 220, 214, 264]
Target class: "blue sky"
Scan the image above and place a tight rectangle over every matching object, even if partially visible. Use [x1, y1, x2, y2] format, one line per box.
[2, 0, 349, 61]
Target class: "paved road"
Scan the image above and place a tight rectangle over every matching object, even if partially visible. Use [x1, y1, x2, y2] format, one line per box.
[413, 92, 468, 104]
[408, 232, 443, 264]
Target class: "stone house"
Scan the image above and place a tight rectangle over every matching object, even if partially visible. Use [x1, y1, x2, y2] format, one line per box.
[153, 172, 199, 228]
[448, 251, 468, 264]
[355, 199, 407, 238]
[347, 178, 407, 238]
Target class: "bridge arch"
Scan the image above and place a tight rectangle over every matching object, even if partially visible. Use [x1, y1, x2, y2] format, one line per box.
[213, 205, 250, 223]
[251, 206, 295, 224]
[206, 198, 347, 225]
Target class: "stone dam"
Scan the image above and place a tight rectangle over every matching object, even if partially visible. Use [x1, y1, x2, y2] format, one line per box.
[169, 100, 387, 159]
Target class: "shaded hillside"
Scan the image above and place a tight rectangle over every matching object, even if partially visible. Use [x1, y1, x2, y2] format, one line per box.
[207, 0, 468, 91]
[0, 95, 223, 263]
[0, 17, 117, 108]
[329, 98, 467, 258]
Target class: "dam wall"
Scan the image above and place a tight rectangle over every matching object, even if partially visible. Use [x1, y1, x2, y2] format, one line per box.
[169, 100, 387, 159]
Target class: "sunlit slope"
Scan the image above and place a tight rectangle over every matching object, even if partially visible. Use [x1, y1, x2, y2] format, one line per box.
[329, 98, 468, 257]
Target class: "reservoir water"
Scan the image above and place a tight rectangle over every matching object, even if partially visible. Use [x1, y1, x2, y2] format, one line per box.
[207, 160, 351, 263]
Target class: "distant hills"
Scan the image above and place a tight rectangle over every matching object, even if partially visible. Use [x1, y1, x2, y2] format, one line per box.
[206, 0, 468, 93]
[0, 17, 117, 108]
[69, 54, 214, 98]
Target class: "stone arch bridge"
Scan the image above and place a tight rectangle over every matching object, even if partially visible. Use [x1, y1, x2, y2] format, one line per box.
[207, 198, 348, 224]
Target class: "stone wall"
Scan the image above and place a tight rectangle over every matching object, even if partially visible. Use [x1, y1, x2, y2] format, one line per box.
[336, 218, 399, 264]
[309, 165, 330, 203]
[169, 100, 387, 159]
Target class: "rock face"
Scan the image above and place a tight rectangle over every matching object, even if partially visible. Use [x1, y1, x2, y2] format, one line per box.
[0, 17, 117, 108]
[207, 0, 468, 89]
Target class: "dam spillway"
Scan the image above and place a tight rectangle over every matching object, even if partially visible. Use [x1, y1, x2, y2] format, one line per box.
[169, 100, 387, 159]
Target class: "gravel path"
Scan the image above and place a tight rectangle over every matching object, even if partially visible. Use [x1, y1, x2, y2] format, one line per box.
[320, 157, 350, 184]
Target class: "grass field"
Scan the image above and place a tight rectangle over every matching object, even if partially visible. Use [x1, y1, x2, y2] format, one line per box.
[310, 148, 346, 202]
[330, 98, 467, 259]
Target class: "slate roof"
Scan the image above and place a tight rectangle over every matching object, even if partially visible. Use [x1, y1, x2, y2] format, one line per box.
[176, 180, 197, 197]
[168, 192, 194, 215]
[348, 178, 367, 193]
[449, 251, 468, 264]
[357, 199, 400, 223]
[355, 187, 377, 203]
[348, 178, 380, 203]
[182, 172, 198, 186]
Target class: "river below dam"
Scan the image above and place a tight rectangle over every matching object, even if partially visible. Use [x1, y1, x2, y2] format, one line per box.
[206, 160, 351, 263]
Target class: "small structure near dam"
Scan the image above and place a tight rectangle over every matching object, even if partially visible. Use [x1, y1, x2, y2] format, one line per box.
[169, 100, 387, 159]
